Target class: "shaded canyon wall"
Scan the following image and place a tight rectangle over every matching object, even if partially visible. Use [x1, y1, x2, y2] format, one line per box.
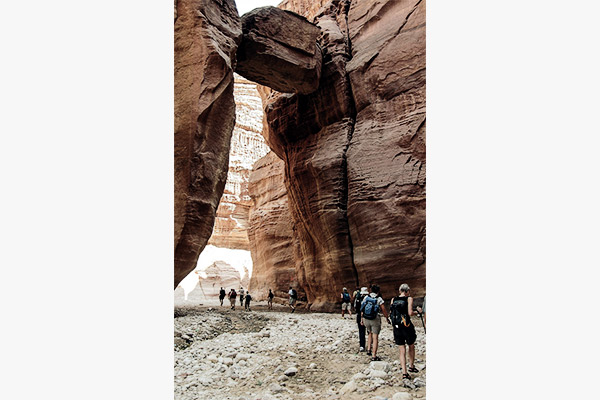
[244, 0, 426, 310]
[174, 0, 242, 288]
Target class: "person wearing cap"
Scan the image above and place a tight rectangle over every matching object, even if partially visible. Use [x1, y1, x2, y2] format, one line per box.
[353, 286, 369, 351]
[340, 287, 352, 318]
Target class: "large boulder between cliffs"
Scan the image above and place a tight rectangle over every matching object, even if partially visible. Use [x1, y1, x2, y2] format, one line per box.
[174, 0, 242, 288]
[236, 6, 322, 95]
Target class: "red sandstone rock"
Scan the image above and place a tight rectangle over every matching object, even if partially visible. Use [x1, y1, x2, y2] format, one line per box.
[260, 0, 357, 311]
[247, 152, 305, 302]
[345, 0, 426, 297]
[174, 0, 242, 288]
[255, 0, 426, 307]
[236, 6, 322, 95]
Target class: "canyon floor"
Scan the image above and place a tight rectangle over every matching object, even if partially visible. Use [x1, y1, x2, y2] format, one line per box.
[175, 302, 426, 400]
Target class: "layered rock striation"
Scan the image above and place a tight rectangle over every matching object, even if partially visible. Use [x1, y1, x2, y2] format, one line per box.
[207, 76, 270, 250]
[247, 152, 304, 302]
[174, 0, 242, 289]
[246, 0, 426, 309]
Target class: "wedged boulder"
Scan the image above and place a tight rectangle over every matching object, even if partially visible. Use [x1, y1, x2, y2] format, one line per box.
[174, 0, 242, 288]
[261, 1, 357, 311]
[345, 0, 426, 297]
[236, 6, 322, 95]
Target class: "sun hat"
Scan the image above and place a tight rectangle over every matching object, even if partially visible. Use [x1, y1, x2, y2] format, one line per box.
[360, 287, 369, 295]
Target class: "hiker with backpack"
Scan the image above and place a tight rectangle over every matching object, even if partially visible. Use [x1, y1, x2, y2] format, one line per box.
[228, 288, 237, 310]
[288, 286, 297, 313]
[239, 287, 245, 307]
[267, 289, 274, 310]
[219, 287, 226, 306]
[341, 287, 352, 318]
[360, 284, 390, 361]
[390, 283, 419, 379]
[244, 291, 252, 311]
[354, 286, 369, 352]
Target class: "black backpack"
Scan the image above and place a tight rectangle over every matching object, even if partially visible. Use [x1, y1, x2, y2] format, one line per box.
[354, 292, 364, 309]
[390, 296, 411, 328]
[342, 292, 351, 303]
[291, 289, 297, 299]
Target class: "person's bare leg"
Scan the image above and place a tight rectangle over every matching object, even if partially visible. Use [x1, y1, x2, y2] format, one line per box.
[367, 332, 372, 353]
[399, 345, 407, 375]
[372, 334, 379, 357]
[408, 343, 416, 369]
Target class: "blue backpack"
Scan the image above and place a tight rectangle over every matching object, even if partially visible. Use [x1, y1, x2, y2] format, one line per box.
[342, 292, 350, 303]
[361, 296, 379, 320]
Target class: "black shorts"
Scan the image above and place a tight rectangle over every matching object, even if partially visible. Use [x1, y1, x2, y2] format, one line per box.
[393, 325, 417, 346]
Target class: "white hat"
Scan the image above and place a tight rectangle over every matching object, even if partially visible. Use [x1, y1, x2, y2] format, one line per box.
[360, 287, 369, 295]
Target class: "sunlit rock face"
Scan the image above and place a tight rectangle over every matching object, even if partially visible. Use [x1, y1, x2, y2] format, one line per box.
[174, 0, 242, 289]
[175, 245, 253, 304]
[278, 0, 329, 19]
[207, 75, 270, 250]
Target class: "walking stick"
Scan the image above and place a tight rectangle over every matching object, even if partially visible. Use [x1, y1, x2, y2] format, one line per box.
[417, 310, 426, 334]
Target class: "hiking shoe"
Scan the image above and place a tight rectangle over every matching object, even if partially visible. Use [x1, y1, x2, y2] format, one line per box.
[359, 347, 365, 352]
[371, 356, 382, 361]
[366, 351, 372, 356]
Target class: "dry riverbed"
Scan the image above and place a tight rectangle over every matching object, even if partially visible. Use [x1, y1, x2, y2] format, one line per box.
[175, 303, 426, 400]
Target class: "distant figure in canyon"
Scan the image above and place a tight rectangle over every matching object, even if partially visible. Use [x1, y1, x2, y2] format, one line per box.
[288, 287, 297, 313]
[267, 289, 274, 310]
[354, 287, 369, 352]
[219, 287, 226, 306]
[244, 292, 252, 311]
[229, 288, 237, 310]
[390, 284, 418, 379]
[341, 287, 352, 318]
[361, 284, 390, 362]
[239, 288, 245, 307]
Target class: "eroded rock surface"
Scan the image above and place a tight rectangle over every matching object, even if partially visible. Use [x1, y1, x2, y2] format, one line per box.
[247, 152, 302, 302]
[346, 0, 426, 297]
[174, 0, 241, 288]
[255, 0, 426, 306]
[236, 6, 322, 94]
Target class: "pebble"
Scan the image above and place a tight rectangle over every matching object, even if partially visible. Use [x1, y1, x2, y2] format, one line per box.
[339, 380, 357, 394]
[369, 361, 391, 372]
[369, 369, 388, 379]
[269, 383, 285, 393]
[284, 367, 298, 376]
[392, 392, 413, 400]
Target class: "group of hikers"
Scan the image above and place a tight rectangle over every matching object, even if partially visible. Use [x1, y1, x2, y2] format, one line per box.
[217, 287, 296, 312]
[215, 282, 425, 379]
[342, 283, 426, 379]
[218, 287, 254, 311]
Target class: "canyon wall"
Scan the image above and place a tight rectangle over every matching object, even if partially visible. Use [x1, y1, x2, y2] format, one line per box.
[247, 151, 304, 302]
[207, 75, 270, 250]
[245, 0, 426, 310]
[174, 0, 241, 288]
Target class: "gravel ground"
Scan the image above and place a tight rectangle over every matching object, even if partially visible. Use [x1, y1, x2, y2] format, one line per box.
[174, 302, 426, 400]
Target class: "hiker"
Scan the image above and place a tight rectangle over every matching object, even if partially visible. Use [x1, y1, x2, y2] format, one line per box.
[354, 286, 368, 352]
[267, 289, 274, 310]
[228, 288, 237, 310]
[390, 283, 419, 379]
[288, 286, 297, 313]
[341, 287, 352, 318]
[360, 284, 390, 361]
[245, 292, 252, 311]
[219, 287, 226, 306]
[239, 288, 245, 307]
